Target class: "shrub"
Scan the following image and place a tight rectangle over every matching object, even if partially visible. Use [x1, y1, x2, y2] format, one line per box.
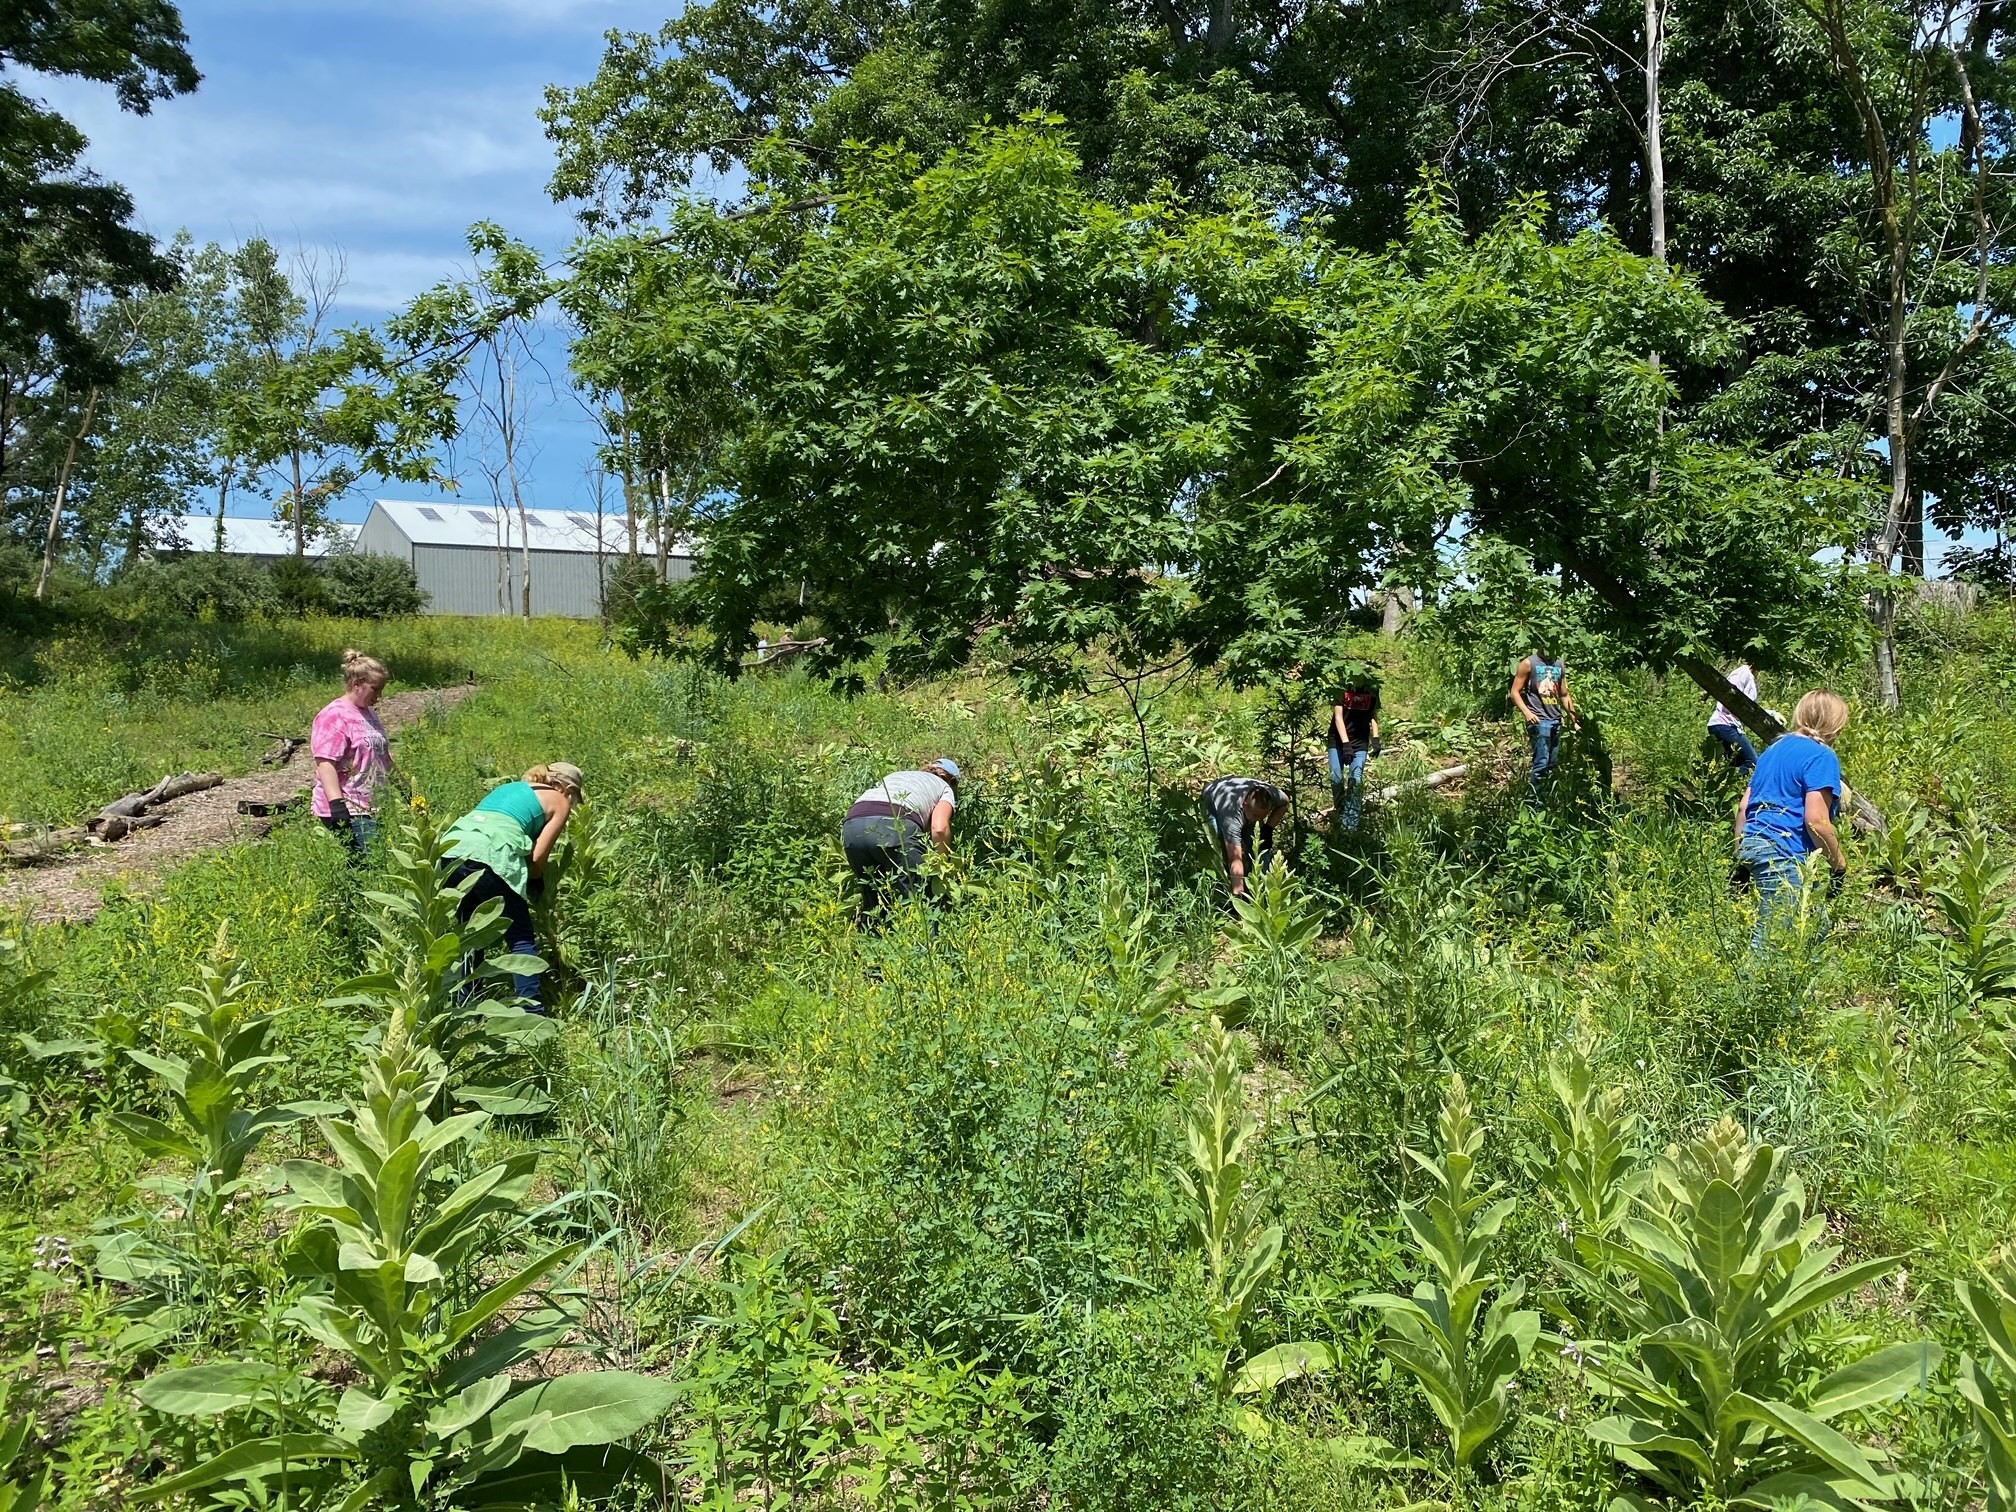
[117, 553, 276, 622]
[323, 550, 428, 618]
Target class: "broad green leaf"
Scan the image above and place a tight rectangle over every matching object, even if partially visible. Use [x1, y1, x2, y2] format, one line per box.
[131, 1434, 354, 1500]
[427, 1373, 513, 1439]
[459, 1446, 669, 1506]
[1724, 1392, 1888, 1490]
[1230, 1341, 1335, 1395]
[135, 1362, 288, 1418]
[448, 1241, 586, 1348]
[1806, 1341, 1941, 1421]
[480, 1371, 679, 1456]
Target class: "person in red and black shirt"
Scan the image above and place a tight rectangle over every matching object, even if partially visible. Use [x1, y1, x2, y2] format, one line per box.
[1329, 675, 1382, 831]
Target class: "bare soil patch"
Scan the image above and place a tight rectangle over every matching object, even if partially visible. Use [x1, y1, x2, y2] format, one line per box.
[0, 682, 479, 925]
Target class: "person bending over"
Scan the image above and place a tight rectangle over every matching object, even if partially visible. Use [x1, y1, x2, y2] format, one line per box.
[440, 762, 583, 1011]
[1510, 648, 1579, 798]
[842, 759, 960, 924]
[1201, 776, 1290, 899]
[1735, 691, 1848, 949]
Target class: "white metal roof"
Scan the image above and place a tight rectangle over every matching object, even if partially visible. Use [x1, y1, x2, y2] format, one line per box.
[165, 515, 354, 558]
[367, 499, 692, 557]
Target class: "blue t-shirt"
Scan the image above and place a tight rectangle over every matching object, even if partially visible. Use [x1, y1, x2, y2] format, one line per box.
[1743, 734, 1841, 861]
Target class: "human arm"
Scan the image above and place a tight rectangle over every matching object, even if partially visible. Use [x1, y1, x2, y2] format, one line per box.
[1734, 783, 1751, 843]
[1509, 659, 1537, 722]
[1561, 676, 1580, 726]
[929, 798, 954, 854]
[1332, 704, 1348, 746]
[529, 794, 574, 876]
[1226, 842, 1247, 896]
[1805, 789, 1846, 873]
[314, 758, 346, 806]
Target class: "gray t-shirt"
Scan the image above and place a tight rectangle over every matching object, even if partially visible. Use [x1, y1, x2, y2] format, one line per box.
[1202, 777, 1283, 861]
[859, 770, 956, 825]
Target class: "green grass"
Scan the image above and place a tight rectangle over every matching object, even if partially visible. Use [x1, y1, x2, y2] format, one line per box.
[4, 604, 2016, 1509]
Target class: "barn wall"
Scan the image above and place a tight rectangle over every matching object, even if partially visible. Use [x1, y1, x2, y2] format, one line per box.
[406, 544, 670, 618]
[354, 511, 413, 562]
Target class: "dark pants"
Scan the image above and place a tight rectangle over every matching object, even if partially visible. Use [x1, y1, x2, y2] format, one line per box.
[1529, 719, 1563, 797]
[842, 815, 927, 924]
[1709, 722, 1759, 770]
[448, 860, 543, 1009]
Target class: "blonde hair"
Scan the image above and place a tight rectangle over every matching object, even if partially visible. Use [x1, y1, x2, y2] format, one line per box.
[340, 648, 388, 690]
[1791, 690, 1849, 744]
[526, 762, 584, 799]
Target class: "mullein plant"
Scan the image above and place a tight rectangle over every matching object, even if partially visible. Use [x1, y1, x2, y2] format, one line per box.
[1355, 1074, 1540, 1477]
[1555, 1117, 1940, 1510]
[1174, 1016, 1332, 1401]
[1957, 1251, 2016, 1511]
[134, 993, 678, 1508]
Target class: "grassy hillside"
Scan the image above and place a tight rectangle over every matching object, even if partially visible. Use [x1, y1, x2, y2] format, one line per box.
[3, 605, 2014, 1509]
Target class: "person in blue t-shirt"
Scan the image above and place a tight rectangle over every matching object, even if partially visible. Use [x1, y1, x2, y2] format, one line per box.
[1734, 690, 1849, 947]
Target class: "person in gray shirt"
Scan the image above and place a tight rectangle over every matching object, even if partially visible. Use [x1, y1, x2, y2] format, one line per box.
[842, 758, 961, 922]
[1200, 776, 1290, 898]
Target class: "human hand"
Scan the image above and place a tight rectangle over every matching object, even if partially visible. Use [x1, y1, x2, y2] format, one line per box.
[1730, 860, 1753, 892]
[327, 798, 352, 826]
[1829, 867, 1846, 898]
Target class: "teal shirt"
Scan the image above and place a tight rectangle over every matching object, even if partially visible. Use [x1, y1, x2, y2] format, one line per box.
[475, 781, 546, 838]
[443, 781, 548, 897]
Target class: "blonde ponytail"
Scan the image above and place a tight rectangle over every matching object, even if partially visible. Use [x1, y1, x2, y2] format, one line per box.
[1791, 690, 1849, 745]
[340, 649, 388, 690]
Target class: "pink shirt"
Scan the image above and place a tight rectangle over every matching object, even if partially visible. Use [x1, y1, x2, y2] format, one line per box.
[310, 696, 391, 816]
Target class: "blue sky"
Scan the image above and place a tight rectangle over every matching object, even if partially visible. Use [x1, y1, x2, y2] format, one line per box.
[33, 0, 698, 527]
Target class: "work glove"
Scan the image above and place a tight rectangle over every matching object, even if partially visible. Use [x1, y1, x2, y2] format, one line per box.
[326, 798, 353, 828]
[1729, 860, 1753, 893]
[529, 874, 547, 901]
[1829, 867, 1847, 899]
[1369, 737, 1383, 758]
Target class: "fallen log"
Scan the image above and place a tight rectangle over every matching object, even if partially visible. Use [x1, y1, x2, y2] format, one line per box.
[258, 735, 305, 767]
[1367, 763, 1469, 804]
[237, 797, 298, 818]
[96, 813, 166, 843]
[1, 827, 88, 865]
[92, 770, 222, 826]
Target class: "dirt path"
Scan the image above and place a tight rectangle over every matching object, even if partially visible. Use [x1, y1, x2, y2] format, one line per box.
[0, 683, 481, 926]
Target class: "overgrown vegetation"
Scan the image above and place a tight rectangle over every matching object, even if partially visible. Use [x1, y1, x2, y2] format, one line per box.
[4, 601, 2016, 1509]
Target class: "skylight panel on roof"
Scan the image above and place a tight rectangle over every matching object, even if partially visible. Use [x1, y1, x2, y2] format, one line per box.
[568, 513, 596, 530]
[522, 513, 546, 528]
[470, 510, 495, 525]
[418, 507, 444, 522]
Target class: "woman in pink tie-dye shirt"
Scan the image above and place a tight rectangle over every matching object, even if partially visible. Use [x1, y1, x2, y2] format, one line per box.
[311, 649, 393, 855]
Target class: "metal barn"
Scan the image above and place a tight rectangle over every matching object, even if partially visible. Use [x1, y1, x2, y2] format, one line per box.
[352, 500, 692, 619]
[165, 515, 354, 560]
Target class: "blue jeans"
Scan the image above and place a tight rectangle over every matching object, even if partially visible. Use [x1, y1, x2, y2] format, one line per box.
[1710, 723, 1758, 771]
[1528, 720, 1562, 797]
[322, 812, 378, 861]
[1742, 836, 1823, 951]
[1329, 744, 1369, 830]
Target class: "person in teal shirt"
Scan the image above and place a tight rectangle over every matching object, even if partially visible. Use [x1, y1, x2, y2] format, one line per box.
[441, 762, 583, 1011]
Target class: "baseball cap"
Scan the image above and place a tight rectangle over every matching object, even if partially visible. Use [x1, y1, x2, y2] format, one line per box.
[934, 757, 963, 784]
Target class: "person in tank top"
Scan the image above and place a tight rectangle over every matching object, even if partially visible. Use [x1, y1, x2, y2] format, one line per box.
[1509, 648, 1579, 798]
[440, 762, 583, 1011]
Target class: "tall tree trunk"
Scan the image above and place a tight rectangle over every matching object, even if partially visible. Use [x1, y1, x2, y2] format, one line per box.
[214, 468, 231, 552]
[36, 387, 101, 600]
[655, 469, 672, 582]
[1380, 584, 1415, 636]
[1902, 482, 1925, 577]
[290, 447, 307, 558]
[1646, 0, 1666, 266]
